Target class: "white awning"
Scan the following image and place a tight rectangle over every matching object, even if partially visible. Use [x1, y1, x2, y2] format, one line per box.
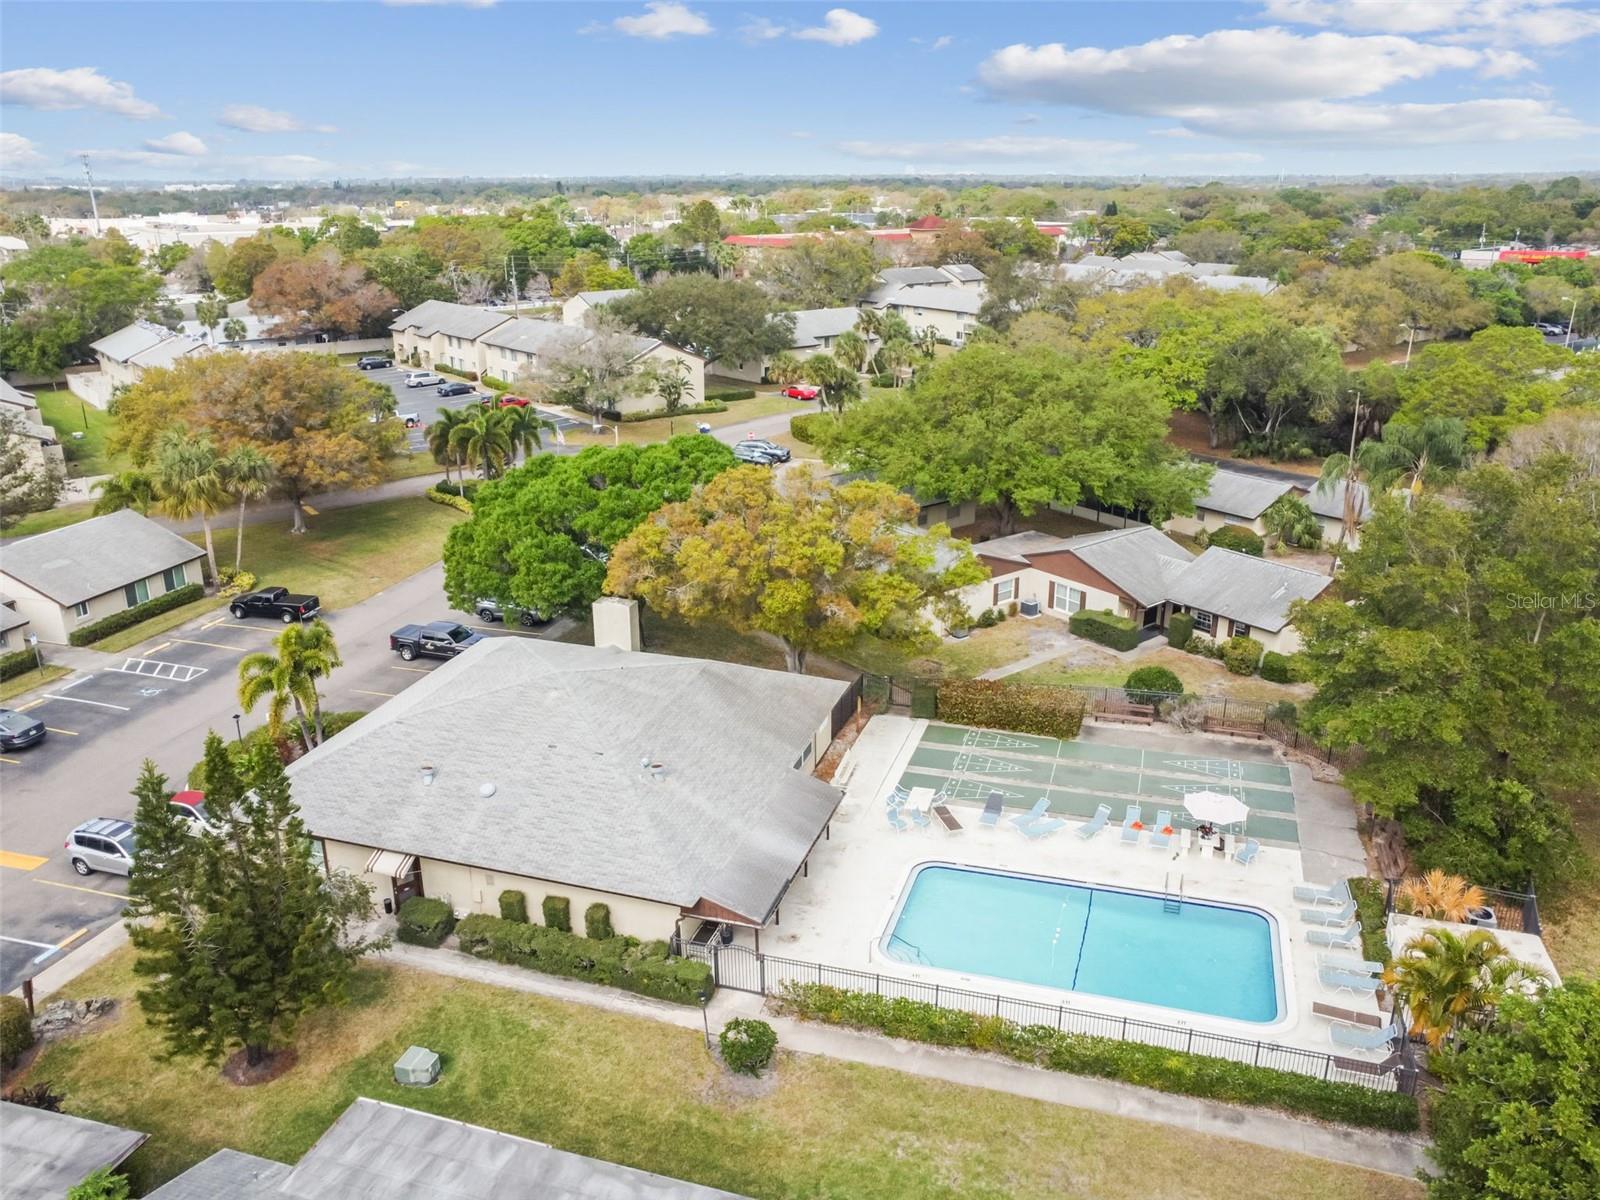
[365, 849, 417, 878]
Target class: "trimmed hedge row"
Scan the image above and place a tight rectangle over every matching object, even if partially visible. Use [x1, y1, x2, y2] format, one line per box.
[0, 647, 42, 683]
[617, 401, 727, 423]
[542, 895, 571, 932]
[69, 583, 205, 647]
[480, 374, 514, 393]
[1068, 608, 1141, 651]
[0, 994, 33, 1067]
[1348, 877, 1392, 966]
[937, 677, 1087, 740]
[499, 889, 528, 923]
[775, 984, 1419, 1132]
[706, 387, 756, 402]
[1167, 611, 1194, 648]
[789, 412, 837, 445]
[585, 902, 615, 940]
[455, 913, 712, 1005]
[435, 363, 479, 381]
[425, 484, 473, 514]
[396, 897, 455, 947]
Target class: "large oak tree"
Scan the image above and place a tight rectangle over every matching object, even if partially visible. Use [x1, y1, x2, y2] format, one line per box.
[606, 275, 796, 367]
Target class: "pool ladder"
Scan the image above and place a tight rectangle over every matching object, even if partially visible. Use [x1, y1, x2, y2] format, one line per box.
[1163, 872, 1185, 914]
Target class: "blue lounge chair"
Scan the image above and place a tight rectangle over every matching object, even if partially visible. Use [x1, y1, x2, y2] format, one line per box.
[1076, 804, 1112, 840]
[1318, 964, 1380, 995]
[1233, 838, 1261, 867]
[1010, 798, 1050, 832]
[1317, 952, 1384, 976]
[1301, 898, 1358, 926]
[1306, 925, 1362, 950]
[909, 806, 930, 830]
[886, 808, 908, 832]
[1329, 1019, 1402, 1051]
[886, 785, 911, 811]
[1120, 804, 1144, 845]
[1021, 816, 1067, 840]
[1294, 878, 1352, 906]
[1147, 810, 1174, 851]
[979, 790, 1004, 829]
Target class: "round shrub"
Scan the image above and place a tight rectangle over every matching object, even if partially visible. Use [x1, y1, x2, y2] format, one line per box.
[396, 896, 456, 947]
[0, 994, 35, 1067]
[1124, 666, 1183, 706]
[1259, 651, 1294, 683]
[1221, 636, 1265, 676]
[1207, 524, 1265, 557]
[719, 1017, 778, 1076]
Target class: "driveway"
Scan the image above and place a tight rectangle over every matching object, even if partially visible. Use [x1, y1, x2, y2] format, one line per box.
[0, 562, 573, 994]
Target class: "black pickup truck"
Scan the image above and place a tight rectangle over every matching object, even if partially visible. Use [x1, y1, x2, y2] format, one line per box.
[229, 586, 321, 623]
[389, 620, 485, 661]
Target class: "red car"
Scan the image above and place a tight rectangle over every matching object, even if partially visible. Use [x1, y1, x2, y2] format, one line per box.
[482, 394, 532, 408]
[781, 385, 819, 401]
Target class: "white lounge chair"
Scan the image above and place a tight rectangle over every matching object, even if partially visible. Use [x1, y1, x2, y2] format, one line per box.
[1148, 811, 1174, 852]
[1076, 804, 1112, 840]
[1319, 964, 1380, 995]
[1329, 1020, 1402, 1051]
[1294, 879, 1352, 907]
[1301, 898, 1358, 926]
[1233, 838, 1261, 867]
[1317, 952, 1384, 976]
[1306, 925, 1362, 950]
[1120, 804, 1143, 845]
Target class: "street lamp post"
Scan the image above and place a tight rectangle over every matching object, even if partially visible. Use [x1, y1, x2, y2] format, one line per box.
[233, 713, 243, 744]
[1565, 295, 1579, 349]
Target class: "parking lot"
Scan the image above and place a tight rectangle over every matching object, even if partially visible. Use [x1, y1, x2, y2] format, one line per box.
[0, 565, 571, 993]
[352, 362, 584, 452]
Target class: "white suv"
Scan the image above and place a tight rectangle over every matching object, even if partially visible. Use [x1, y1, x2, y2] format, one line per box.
[66, 818, 137, 876]
[405, 371, 444, 389]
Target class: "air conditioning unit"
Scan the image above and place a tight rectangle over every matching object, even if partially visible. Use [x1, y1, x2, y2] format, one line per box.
[393, 1045, 441, 1086]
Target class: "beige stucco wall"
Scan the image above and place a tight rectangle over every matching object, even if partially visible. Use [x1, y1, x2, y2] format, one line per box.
[1315, 514, 1361, 550]
[958, 566, 1128, 624]
[0, 553, 203, 645]
[881, 302, 978, 344]
[324, 838, 686, 940]
[916, 498, 977, 529]
[1166, 508, 1270, 538]
[618, 344, 705, 415]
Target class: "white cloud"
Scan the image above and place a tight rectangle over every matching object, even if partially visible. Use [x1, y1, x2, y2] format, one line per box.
[0, 66, 161, 118]
[838, 134, 1137, 162]
[931, 35, 953, 50]
[220, 104, 337, 134]
[0, 132, 48, 169]
[978, 29, 1482, 110]
[1261, 1, 1600, 48]
[74, 147, 191, 167]
[794, 8, 878, 46]
[612, 2, 713, 39]
[1013, 113, 1040, 125]
[1149, 127, 1199, 138]
[740, 16, 786, 42]
[1183, 97, 1593, 144]
[144, 131, 208, 157]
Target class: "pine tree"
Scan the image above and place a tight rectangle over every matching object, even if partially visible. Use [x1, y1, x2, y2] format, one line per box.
[125, 735, 386, 1069]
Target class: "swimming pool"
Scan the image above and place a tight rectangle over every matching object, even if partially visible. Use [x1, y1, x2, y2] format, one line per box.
[883, 864, 1281, 1023]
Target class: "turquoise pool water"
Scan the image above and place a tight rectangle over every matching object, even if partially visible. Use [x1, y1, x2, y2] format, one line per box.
[884, 865, 1281, 1022]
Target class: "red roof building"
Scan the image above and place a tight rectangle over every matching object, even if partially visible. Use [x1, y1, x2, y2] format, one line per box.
[906, 215, 948, 231]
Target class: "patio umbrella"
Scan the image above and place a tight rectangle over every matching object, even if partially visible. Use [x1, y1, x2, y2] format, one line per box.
[1182, 789, 1250, 828]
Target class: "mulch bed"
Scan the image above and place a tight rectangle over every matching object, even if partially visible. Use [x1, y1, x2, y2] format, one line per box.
[221, 1046, 298, 1086]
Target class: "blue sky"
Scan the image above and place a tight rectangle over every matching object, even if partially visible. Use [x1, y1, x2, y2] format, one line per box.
[2, 1, 1597, 182]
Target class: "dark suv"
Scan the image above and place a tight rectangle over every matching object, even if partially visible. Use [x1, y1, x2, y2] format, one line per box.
[356, 355, 392, 370]
[733, 440, 784, 465]
[437, 381, 475, 398]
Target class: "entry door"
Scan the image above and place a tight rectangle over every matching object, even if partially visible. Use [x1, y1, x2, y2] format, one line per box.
[393, 861, 424, 908]
[1142, 604, 1163, 628]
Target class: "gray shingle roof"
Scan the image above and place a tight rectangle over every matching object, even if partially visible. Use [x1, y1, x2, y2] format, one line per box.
[389, 300, 512, 341]
[288, 638, 848, 923]
[573, 288, 637, 306]
[941, 263, 987, 283]
[0, 378, 38, 410]
[0, 1101, 147, 1200]
[1, 509, 205, 605]
[1, 602, 28, 633]
[1196, 468, 1296, 520]
[1303, 478, 1372, 522]
[877, 266, 951, 287]
[1165, 547, 1332, 631]
[789, 306, 862, 348]
[971, 530, 1073, 565]
[480, 317, 661, 360]
[147, 1099, 747, 1200]
[1064, 525, 1195, 606]
[90, 321, 174, 363]
[881, 284, 984, 315]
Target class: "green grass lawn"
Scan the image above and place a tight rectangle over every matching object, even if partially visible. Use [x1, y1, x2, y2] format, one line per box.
[32, 387, 129, 479]
[198, 495, 465, 611]
[19, 950, 1421, 1200]
[0, 663, 70, 703]
[1542, 792, 1600, 979]
[4, 499, 97, 539]
[383, 452, 450, 482]
[1016, 645, 1310, 707]
[88, 596, 227, 654]
[560, 393, 813, 448]
[840, 619, 1035, 682]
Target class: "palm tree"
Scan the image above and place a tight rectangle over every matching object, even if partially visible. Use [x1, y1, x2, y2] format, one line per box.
[1359, 417, 1469, 497]
[647, 359, 693, 435]
[878, 336, 915, 386]
[1397, 870, 1487, 923]
[853, 307, 884, 357]
[194, 293, 227, 343]
[1261, 493, 1323, 550]
[1315, 449, 1369, 549]
[766, 351, 805, 388]
[807, 353, 860, 415]
[237, 619, 343, 753]
[91, 469, 158, 516]
[450, 405, 514, 480]
[831, 330, 871, 376]
[707, 241, 740, 280]
[220, 446, 273, 573]
[914, 325, 939, 359]
[154, 427, 226, 584]
[501, 403, 553, 465]
[426, 408, 470, 485]
[221, 317, 248, 344]
[1383, 928, 1545, 1050]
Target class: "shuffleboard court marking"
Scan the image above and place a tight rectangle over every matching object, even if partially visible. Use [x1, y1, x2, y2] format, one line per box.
[1158, 755, 1245, 781]
[950, 751, 1038, 777]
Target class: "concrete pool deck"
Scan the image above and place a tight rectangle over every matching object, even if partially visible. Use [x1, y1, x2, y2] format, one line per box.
[766, 716, 1389, 1064]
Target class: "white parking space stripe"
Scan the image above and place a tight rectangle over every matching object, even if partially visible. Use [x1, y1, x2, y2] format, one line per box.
[56, 674, 95, 692]
[43, 693, 131, 711]
[111, 658, 209, 683]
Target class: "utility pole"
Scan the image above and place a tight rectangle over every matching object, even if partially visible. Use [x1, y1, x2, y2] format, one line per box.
[81, 155, 102, 236]
[506, 256, 520, 318]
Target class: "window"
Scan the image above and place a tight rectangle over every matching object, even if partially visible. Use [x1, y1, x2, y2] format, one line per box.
[994, 578, 1017, 604]
[162, 564, 185, 592]
[1052, 585, 1084, 615]
[73, 600, 90, 620]
[124, 579, 150, 607]
[1191, 609, 1214, 634]
[1232, 621, 1251, 638]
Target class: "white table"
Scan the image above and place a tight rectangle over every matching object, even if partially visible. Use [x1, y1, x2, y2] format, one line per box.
[906, 787, 938, 814]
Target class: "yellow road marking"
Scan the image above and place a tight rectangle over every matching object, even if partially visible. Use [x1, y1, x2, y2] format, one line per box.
[45, 727, 79, 736]
[0, 756, 19, 765]
[389, 665, 432, 674]
[57, 926, 90, 949]
[146, 641, 173, 654]
[14, 699, 47, 712]
[0, 850, 49, 871]
[168, 637, 246, 651]
[202, 615, 228, 629]
[353, 689, 398, 698]
[33, 877, 126, 899]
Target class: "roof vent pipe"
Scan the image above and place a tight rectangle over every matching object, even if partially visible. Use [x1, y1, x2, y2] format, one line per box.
[479, 782, 496, 798]
[419, 764, 436, 786]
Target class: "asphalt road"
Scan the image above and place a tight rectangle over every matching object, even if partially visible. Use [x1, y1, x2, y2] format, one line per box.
[0, 562, 570, 994]
[354, 363, 583, 453]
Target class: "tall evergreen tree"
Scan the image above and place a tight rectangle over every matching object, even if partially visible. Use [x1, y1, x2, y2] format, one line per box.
[124, 737, 384, 1069]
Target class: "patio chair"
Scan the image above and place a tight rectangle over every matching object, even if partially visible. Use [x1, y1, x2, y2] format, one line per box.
[1010, 798, 1050, 832]
[1316, 952, 1384, 976]
[909, 806, 931, 830]
[1329, 1020, 1402, 1051]
[1020, 816, 1067, 840]
[1119, 803, 1144, 844]
[886, 808, 908, 832]
[885, 785, 911, 811]
[979, 790, 1004, 829]
[1293, 879, 1352, 907]
[1306, 925, 1362, 950]
[931, 802, 963, 833]
[1300, 898, 1358, 926]
[1318, 965, 1381, 995]
[1148, 810, 1174, 852]
[1233, 838, 1261, 867]
[1076, 803, 1112, 840]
